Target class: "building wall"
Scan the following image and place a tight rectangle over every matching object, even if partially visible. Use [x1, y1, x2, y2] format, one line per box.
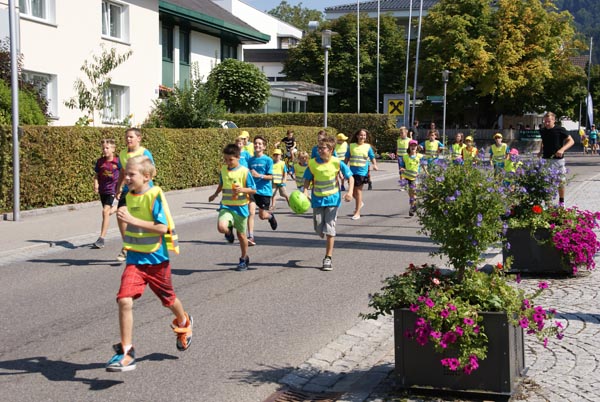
[1, 0, 160, 127]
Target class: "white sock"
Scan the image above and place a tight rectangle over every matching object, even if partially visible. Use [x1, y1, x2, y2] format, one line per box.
[122, 344, 133, 355]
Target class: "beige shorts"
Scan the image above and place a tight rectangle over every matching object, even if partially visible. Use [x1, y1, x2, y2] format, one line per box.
[313, 206, 338, 237]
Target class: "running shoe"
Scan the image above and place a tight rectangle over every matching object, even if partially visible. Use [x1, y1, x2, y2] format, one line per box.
[322, 256, 333, 271]
[116, 248, 127, 262]
[268, 214, 278, 230]
[106, 343, 136, 372]
[92, 237, 105, 249]
[236, 256, 250, 271]
[171, 313, 193, 351]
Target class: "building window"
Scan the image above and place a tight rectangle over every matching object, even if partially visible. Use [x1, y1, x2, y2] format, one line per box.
[162, 25, 174, 61]
[102, 85, 129, 124]
[102, 1, 129, 41]
[22, 70, 57, 118]
[19, 0, 55, 23]
[221, 42, 237, 60]
[179, 30, 190, 65]
[278, 37, 298, 49]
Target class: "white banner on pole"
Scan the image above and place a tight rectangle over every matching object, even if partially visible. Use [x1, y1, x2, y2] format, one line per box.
[586, 93, 594, 127]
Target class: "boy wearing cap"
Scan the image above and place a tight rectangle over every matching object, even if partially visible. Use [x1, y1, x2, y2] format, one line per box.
[462, 136, 478, 164]
[270, 149, 290, 210]
[238, 131, 254, 156]
[399, 140, 424, 216]
[489, 133, 509, 173]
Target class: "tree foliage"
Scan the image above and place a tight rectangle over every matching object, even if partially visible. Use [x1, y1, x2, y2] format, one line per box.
[143, 64, 226, 128]
[555, 0, 600, 64]
[419, 0, 586, 124]
[206, 58, 270, 113]
[64, 45, 132, 125]
[0, 79, 47, 125]
[267, 1, 323, 31]
[283, 13, 407, 114]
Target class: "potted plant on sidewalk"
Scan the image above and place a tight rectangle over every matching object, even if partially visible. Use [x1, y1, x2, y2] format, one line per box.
[362, 160, 563, 397]
[503, 158, 600, 275]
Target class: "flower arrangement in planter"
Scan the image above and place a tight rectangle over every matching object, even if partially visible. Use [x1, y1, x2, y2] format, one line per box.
[504, 158, 600, 274]
[363, 160, 563, 389]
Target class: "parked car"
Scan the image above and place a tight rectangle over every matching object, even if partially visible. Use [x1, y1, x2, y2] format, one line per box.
[220, 120, 238, 129]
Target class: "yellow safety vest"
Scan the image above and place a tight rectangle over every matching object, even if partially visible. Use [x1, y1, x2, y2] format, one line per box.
[504, 159, 522, 174]
[335, 141, 348, 157]
[243, 143, 254, 157]
[451, 143, 465, 159]
[272, 160, 286, 185]
[123, 186, 179, 255]
[401, 154, 423, 180]
[348, 143, 371, 167]
[294, 162, 308, 187]
[120, 146, 148, 168]
[308, 157, 341, 197]
[491, 144, 508, 164]
[424, 141, 440, 158]
[221, 165, 250, 206]
[396, 138, 410, 157]
[462, 146, 478, 161]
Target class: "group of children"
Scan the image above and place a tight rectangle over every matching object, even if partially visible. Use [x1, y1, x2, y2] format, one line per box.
[93, 127, 379, 373]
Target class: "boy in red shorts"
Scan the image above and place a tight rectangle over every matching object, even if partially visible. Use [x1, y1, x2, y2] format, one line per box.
[106, 155, 192, 372]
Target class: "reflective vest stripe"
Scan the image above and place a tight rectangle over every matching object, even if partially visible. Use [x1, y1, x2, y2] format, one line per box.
[492, 144, 507, 163]
[349, 144, 370, 167]
[425, 142, 439, 157]
[221, 165, 249, 206]
[308, 157, 341, 197]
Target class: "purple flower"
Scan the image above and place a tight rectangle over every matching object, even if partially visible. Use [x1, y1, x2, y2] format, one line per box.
[409, 304, 420, 312]
[516, 274, 521, 284]
[440, 309, 449, 318]
[448, 304, 457, 311]
[543, 338, 548, 348]
[519, 317, 529, 328]
[538, 281, 549, 289]
[455, 326, 464, 336]
[425, 298, 435, 308]
[463, 317, 475, 326]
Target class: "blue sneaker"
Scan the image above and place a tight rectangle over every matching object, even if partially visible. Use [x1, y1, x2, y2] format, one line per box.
[106, 343, 136, 372]
[236, 256, 250, 271]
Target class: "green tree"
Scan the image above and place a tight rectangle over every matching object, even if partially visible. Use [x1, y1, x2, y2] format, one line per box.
[420, 0, 585, 125]
[143, 64, 226, 128]
[206, 59, 270, 113]
[0, 79, 47, 125]
[267, 1, 323, 31]
[64, 45, 132, 125]
[283, 13, 407, 114]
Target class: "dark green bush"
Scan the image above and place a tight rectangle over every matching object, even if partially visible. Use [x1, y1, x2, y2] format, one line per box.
[0, 80, 48, 125]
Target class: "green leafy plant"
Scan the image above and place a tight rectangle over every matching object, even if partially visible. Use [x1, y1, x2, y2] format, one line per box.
[64, 45, 132, 125]
[363, 160, 563, 374]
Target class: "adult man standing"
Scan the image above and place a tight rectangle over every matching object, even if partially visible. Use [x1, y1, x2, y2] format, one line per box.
[538, 112, 575, 206]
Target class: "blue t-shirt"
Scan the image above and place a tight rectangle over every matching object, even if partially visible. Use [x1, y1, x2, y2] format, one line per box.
[345, 145, 375, 176]
[219, 165, 256, 218]
[589, 130, 598, 140]
[239, 150, 251, 168]
[126, 192, 169, 265]
[303, 159, 353, 208]
[249, 154, 273, 196]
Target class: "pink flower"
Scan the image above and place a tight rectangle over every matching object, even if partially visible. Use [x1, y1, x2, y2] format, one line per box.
[409, 304, 419, 312]
[440, 309, 449, 318]
[463, 317, 475, 326]
[538, 281, 549, 289]
[425, 298, 435, 308]
[432, 277, 441, 285]
[519, 317, 529, 328]
[447, 304, 457, 311]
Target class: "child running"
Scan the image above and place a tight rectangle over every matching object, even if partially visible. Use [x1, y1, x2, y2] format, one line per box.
[92, 139, 121, 249]
[345, 128, 378, 220]
[270, 149, 290, 210]
[107, 156, 191, 372]
[115, 128, 155, 262]
[209, 144, 257, 271]
[293, 151, 310, 192]
[450, 132, 466, 162]
[303, 136, 354, 271]
[489, 133, 509, 173]
[396, 127, 410, 189]
[247, 136, 277, 246]
[420, 130, 444, 166]
[398, 140, 424, 216]
[461, 136, 478, 165]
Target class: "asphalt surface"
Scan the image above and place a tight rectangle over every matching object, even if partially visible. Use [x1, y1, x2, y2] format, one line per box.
[1, 154, 599, 402]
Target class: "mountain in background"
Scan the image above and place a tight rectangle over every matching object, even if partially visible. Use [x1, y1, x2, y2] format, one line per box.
[555, 0, 599, 64]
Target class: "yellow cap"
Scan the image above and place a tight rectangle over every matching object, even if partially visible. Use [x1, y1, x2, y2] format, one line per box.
[272, 149, 282, 155]
[493, 133, 502, 139]
[465, 136, 473, 142]
[238, 130, 250, 139]
[336, 133, 348, 140]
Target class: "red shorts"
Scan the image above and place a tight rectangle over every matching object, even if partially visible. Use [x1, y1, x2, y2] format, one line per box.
[116, 261, 177, 306]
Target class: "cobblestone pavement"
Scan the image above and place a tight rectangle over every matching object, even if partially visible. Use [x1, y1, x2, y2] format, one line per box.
[275, 172, 600, 402]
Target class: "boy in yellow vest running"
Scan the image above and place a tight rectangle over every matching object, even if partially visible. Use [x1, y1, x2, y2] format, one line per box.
[293, 151, 310, 192]
[399, 140, 424, 216]
[107, 156, 191, 372]
[489, 133, 509, 173]
[304, 136, 354, 271]
[209, 144, 257, 271]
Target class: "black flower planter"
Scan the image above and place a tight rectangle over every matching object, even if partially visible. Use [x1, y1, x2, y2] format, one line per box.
[394, 309, 525, 397]
[503, 228, 571, 275]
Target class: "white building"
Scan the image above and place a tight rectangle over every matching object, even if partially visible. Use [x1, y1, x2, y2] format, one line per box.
[0, 0, 269, 126]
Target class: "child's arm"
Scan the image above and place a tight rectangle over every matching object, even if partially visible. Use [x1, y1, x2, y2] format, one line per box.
[209, 183, 223, 202]
[117, 208, 168, 235]
[116, 168, 125, 199]
[344, 176, 355, 202]
[93, 174, 100, 194]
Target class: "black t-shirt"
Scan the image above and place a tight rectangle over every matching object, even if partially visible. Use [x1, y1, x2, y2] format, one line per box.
[281, 137, 296, 151]
[540, 126, 569, 159]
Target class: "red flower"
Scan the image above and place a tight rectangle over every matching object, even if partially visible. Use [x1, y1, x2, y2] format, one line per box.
[496, 262, 503, 270]
[532, 205, 543, 214]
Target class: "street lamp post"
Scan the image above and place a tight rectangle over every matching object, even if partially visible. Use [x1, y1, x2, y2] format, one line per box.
[442, 69, 450, 153]
[322, 29, 332, 128]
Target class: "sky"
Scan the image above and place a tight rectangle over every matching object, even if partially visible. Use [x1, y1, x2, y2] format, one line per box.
[243, 0, 352, 13]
